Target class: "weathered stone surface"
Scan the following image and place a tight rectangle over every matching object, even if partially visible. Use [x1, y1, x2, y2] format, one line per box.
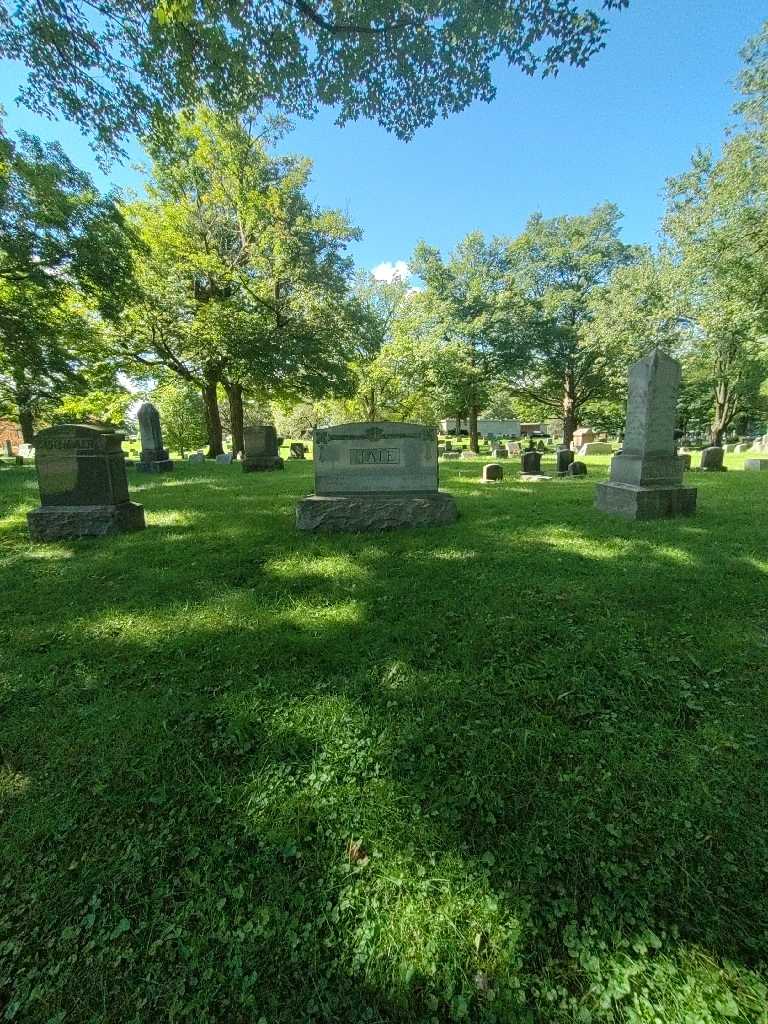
[556, 449, 575, 475]
[215, 453, 233, 465]
[313, 422, 437, 494]
[242, 425, 284, 472]
[33, 424, 129, 506]
[188, 452, 205, 463]
[734, 442, 752, 453]
[521, 450, 542, 474]
[491, 446, 508, 459]
[596, 349, 697, 520]
[519, 474, 550, 482]
[296, 493, 457, 532]
[27, 501, 145, 540]
[745, 459, 768, 471]
[482, 463, 503, 482]
[577, 441, 614, 455]
[595, 481, 697, 520]
[442, 451, 461, 460]
[567, 461, 587, 477]
[136, 459, 174, 473]
[699, 446, 725, 471]
[459, 449, 477, 460]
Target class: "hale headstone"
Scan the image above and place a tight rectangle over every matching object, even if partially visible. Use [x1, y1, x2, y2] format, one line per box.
[137, 402, 174, 472]
[296, 421, 457, 532]
[595, 349, 697, 520]
[242, 425, 284, 472]
[27, 424, 145, 540]
[700, 447, 726, 472]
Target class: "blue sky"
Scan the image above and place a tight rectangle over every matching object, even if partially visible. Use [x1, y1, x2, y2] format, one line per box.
[1, 1, 765, 279]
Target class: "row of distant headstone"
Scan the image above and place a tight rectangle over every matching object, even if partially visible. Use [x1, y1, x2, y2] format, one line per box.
[22, 350, 768, 539]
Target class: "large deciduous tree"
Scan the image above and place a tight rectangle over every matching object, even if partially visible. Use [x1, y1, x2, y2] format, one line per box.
[506, 203, 639, 446]
[0, 129, 134, 439]
[1, 2, 629, 161]
[120, 108, 359, 456]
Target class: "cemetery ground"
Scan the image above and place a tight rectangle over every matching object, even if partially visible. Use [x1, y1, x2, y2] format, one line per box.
[1, 453, 767, 1024]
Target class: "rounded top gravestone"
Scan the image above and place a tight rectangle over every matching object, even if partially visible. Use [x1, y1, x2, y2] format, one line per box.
[482, 463, 503, 482]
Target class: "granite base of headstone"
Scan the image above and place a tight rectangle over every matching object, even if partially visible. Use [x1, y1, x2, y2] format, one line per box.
[296, 421, 457, 532]
[595, 349, 697, 520]
[567, 461, 587, 477]
[27, 424, 145, 541]
[556, 449, 575, 475]
[242, 425, 284, 472]
[482, 463, 503, 482]
[699, 446, 726, 471]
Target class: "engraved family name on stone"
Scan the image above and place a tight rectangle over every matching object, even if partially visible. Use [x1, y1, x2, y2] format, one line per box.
[350, 448, 400, 465]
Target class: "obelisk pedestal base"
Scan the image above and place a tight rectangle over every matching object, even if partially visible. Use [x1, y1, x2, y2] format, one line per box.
[595, 482, 697, 521]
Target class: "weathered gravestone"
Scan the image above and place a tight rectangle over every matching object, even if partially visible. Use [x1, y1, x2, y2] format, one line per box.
[27, 424, 145, 540]
[296, 421, 457, 532]
[556, 448, 575, 475]
[567, 461, 587, 477]
[442, 451, 461, 460]
[188, 451, 205, 463]
[491, 446, 508, 459]
[521, 450, 542, 474]
[700, 446, 725, 472]
[595, 349, 697, 520]
[215, 453, 233, 465]
[460, 449, 477, 460]
[482, 463, 503, 483]
[242, 425, 284, 472]
[734, 442, 752, 453]
[289, 442, 307, 459]
[745, 459, 768, 471]
[137, 403, 174, 472]
[678, 453, 692, 471]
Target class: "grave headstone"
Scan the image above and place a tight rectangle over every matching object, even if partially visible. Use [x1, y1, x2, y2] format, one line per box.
[567, 461, 587, 477]
[595, 349, 697, 520]
[556, 449, 575, 475]
[4, 440, 13, 457]
[734, 442, 752, 453]
[491, 446, 508, 459]
[521, 450, 542, 474]
[27, 424, 145, 540]
[678, 453, 692, 471]
[745, 459, 768, 471]
[699, 446, 725, 472]
[137, 402, 174, 472]
[482, 463, 503, 483]
[578, 441, 613, 455]
[215, 453, 233, 465]
[242, 425, 284, 472]
[460, 449, 477, 460]
[289, 442, 307, 459]
[296, 421, 457, 532]
[442, 451, 461, 460]
[188, 451, 205, 463]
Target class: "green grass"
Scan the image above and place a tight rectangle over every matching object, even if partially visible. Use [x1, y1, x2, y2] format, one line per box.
[1, 454, 767, 1024]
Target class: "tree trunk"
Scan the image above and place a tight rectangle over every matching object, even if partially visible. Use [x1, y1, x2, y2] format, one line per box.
[468, 405, 480, 453]
[225, 381, 244, 456]
[18, 407, 35, 444]
[202, 381, 224, 457]
[562, 371, 577, 448]
[710, 379, 736, 447]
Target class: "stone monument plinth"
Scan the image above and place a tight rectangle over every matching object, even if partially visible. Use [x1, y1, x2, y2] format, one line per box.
[137, 402, 173, 472]
[596, 349, 697, 520]
[27, 424, 145, 540]
[297, 421, 457, 532]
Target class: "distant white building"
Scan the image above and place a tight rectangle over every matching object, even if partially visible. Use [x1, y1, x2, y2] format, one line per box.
[440, 417, 520, 437]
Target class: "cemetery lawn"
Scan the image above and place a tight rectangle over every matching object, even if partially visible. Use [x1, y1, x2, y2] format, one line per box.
[2, 454, 768, 1024]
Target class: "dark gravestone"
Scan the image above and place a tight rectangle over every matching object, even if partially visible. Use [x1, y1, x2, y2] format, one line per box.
[4, 440, 13, 457]
[482, 463, 503, 482]
[27, 424, 145, 540]
[137, 402, 173, 472]
[289, 442, 307, 459]
[567, 461, 587, 477]
[242, 425, 284, 472]
[521, 450, 542, 474]
[699, 446, 726, 472]
[556, 449, 575, 475]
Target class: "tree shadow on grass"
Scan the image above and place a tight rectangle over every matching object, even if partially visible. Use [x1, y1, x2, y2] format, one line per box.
[1, 462, 768, 1021]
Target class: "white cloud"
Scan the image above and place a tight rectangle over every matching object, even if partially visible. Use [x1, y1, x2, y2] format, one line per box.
[372, 260, 409, 283]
